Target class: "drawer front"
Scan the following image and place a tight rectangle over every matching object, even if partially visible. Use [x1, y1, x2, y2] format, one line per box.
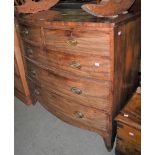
[20, 25, 41, 43]
[117, 123, 141, 148]
[29, 83, 109, 131]
[44, 29, 110, 56]
[26, 61, 112, 112]
[23, 42, 111, 81]
[116, 138, 140, 155]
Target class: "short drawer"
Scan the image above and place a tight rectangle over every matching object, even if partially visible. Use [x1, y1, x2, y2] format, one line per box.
[19, 25, 41, 43]
[116, 137, 140, 155]
[30, 84, 109, 131]
[44, 29, 110, 56]
[23, 42, 111, 81]
[117, 123, 141, 148]
[26, 61, 112, 112]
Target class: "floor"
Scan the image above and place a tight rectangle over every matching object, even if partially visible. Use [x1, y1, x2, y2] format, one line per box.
[15, 97, 116, 155]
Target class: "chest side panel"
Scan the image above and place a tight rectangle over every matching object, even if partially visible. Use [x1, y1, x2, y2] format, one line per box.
[113, 17, 141, 118]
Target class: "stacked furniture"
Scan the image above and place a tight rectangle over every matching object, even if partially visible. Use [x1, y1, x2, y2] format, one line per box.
[115, 89, 141, 155]
[16, 7, 140, 151]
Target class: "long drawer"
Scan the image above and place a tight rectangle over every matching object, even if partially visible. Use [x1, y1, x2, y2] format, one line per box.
[28, 81, 109, 131]
[116, 123, 141, 154]
[23, 42, 111, 81]
[44, 29, 111, 56]
[117, 123, 141, 147]
[26, 60, 112, 112]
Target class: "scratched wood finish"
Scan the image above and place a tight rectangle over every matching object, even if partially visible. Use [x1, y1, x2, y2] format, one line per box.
[115, 92, 141, 155]
[17, 9, 141, 151]
[14, 21, 32, 105]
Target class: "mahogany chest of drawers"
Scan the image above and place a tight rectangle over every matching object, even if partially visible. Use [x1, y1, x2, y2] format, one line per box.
[115, 89, 141, 155]
[16, 8, 141, 151]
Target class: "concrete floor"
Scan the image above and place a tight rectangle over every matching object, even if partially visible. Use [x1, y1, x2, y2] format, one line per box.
[15, 97, 116, 155]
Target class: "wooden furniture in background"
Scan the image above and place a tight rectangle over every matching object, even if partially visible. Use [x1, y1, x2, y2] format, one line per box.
[16, 7, 140, 151]
[14, 21, 32, 105]
[115, 88, 141, 155]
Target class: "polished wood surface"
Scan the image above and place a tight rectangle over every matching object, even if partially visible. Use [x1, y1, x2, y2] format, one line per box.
[14, 21, 32, 105]
[16, 9, 141, 151]
[115, 91, 141, 155]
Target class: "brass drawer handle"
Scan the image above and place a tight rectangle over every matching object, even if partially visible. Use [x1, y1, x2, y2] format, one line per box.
[34, 89, 40, 96]
[67, 39, 78, 46]
[74, 111, 84, 119]
[71, 87, 82, 95]
[22, 28, 28, 35]
[70, 61, 81, 69]
[26, 47, 33, 56]
[30, 70, 37, 77]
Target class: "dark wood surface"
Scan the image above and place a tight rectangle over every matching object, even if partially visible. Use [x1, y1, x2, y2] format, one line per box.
[14, 20, 32, 105]
[115, 90, 141, 155]
[16, 8, 141, 151]
[129, 0, 141, 13]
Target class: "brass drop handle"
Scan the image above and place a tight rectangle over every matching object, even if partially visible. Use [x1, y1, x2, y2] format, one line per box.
[26, 47, 33, 56]
[67, 39, 78, 46]
[71, 87, 82, 95]
[70, 61, 81, 69]
[22, 27, 28, 35]
[34, 89, 40, 96]
[31, 70, 37, 77]
[74, 111, 84, 119]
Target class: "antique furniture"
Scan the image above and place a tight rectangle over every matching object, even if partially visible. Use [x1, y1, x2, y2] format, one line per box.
[115, 88, 141, 155]
[82, 0, 136, 17]
[14, 21, 32, 105]
[16, 5, 140, 151]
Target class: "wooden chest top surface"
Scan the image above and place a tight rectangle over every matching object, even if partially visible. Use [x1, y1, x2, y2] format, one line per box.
[17, 8, 140, 28]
